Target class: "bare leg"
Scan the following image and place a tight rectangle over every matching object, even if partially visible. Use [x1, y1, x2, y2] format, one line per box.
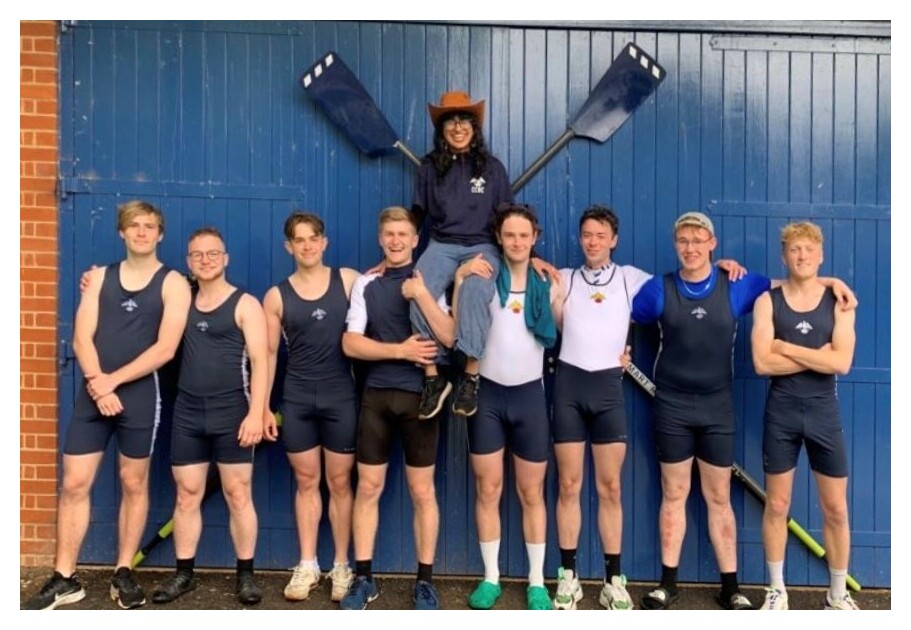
[405, 464, 439, 564]
[324, 450, 355, 565]
[171, 463, 209, 559]
[115, 454, 151, 569]
[592, 442, 626, 554]
[55, 452, 104, 576]
[351, 463, 387, 561]
[554, 442, 584, 550]
[697, 459, 737, 573]
[658, 458, 693, 567]
[287, 447, 322, 562]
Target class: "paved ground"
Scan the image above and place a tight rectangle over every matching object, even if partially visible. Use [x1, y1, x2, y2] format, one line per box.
[21, 565, 890, 611]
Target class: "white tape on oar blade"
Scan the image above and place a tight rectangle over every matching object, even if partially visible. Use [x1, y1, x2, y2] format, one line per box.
[303, 74, 312, 88]
[315, 64, 323, 78]
[325, 53, 334, 66]
[629, 45, 638, 58]
[640, 56, 649, 69]
[652, 66, 662, 80]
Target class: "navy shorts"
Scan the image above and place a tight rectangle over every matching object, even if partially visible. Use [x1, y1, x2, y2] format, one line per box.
[281, 377, 357, 455]
[553, 362, 627, 444]
[356, 388, 439, 468]
[653, 387, 735, 467]
[470, 377, 551, 463]
[171, 391, 254, 465]
[64, 375, 161, 459]
[763, 390, 848, 477]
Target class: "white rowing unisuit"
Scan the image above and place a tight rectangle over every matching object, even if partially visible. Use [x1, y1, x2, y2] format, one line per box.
[558, 264, 651, 372]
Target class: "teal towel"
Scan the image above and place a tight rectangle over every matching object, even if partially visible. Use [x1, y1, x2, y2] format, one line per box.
[496, 263, 557, 349]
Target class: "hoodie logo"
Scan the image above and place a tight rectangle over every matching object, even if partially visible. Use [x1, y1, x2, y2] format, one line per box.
[796, 320, 813, 335]
[196, 320, 210, 332]
[311, 308, 327, 321]
[121, 298, 138, 313]
[470, 176, 486, 194]
[690, 307, 707, 320]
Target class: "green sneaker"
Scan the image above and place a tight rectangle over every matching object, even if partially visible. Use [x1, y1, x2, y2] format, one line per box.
[468, 580, 502, 609]
[527, 585, 553, 610]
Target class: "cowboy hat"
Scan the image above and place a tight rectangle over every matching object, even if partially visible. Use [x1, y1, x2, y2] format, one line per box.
[428, 91, 485, 127]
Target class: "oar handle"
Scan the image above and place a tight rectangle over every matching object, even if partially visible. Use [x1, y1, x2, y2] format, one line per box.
[511, 128, 575, 194]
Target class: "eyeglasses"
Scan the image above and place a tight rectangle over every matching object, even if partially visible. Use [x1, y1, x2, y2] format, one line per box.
[675, 238, 709, 248]
[443, 115, 473, 130]
[187, 250, 224, 262]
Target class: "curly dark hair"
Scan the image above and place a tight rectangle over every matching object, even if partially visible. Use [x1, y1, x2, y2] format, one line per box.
[427, 112, 489, 179]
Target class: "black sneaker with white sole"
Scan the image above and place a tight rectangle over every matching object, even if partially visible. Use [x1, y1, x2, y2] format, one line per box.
[452, 373, 480, 417]
[22, 571, 86, 610]
[110, 566, 146, 609]
[418, 376, 453, 420]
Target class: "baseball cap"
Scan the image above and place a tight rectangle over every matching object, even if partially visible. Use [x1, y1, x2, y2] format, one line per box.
[674, 211, 715, 236]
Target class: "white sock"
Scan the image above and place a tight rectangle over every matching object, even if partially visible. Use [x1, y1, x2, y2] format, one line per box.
[526, 542, 546, 587]
[480, 539, 500, 584]
[767, 560, 785, 591]
[829, 568, 848, 600]
[303, 558, 320, 571]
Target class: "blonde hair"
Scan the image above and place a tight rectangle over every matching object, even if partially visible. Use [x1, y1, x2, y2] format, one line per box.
[117, 200, 164, 234]
[377, 206, 417, 232]
[780, 221, 823, 249]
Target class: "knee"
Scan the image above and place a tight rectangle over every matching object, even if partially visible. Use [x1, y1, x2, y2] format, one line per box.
[356, 475, 385, 503]
[764, 493, 791, 521]
[294, 467, 321, 493]
[516, 482, 545, 509]
[475, 478, 503, 507]
[326, 470, 353, 498]
[597, 476, 622, 506]
[175, 485, 205, 512]
[661, 479, 690, 505]
[820, 497, 849, 527]
[119, 468, 148, 498]
[558, 474, 582, 501]
[408, 479, 437, 509]
[60, 471, 93, 501]
[222, 481, 253, 513]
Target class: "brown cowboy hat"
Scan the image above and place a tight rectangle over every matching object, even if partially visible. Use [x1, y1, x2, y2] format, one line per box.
[428, 91, 485, 128]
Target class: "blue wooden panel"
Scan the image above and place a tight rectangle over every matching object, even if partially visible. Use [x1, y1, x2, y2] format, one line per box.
[57, 21, 890, 588]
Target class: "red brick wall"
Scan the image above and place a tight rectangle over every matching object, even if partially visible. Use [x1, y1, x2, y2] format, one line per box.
[20, 20, 60, 567]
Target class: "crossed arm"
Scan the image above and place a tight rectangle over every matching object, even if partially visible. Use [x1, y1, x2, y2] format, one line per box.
[751, 292, 856, 377]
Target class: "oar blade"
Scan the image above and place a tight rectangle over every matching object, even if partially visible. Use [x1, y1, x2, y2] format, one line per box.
[300, 51, 401, 157]
[570, 43, 665, 143]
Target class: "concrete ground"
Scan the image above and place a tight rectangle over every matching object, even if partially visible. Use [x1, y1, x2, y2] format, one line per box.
[20, 565, 890, 611]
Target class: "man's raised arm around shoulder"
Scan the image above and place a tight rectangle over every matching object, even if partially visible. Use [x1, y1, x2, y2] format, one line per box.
[86, 270, 191, 400]
[401, 269, 455, 349]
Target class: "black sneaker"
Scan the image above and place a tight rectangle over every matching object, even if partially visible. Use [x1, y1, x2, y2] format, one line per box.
[418, 376, 453, 420]
[110, 566, 146, 609]
[22, 571, 86, 610]
[452, 374, 480, 417]
[151, 572, 196, 604]
[236, 572, 263, 605]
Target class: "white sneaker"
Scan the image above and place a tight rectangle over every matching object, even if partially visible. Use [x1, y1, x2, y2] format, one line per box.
[284, 563, 320, 601]
[328, 563, 354, 602]
[825, 592, 860, 610]
[599, 574, 634, 610]
[760, 587, 789, 610]
[553, 567, 583, 610]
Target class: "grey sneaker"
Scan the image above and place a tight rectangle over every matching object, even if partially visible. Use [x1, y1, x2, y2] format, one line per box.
[328, 563, 354, 602]
[760, 587, 789, 610]
[825, 592, 860, 610]
[284, 563, 320, 601]
[599, 574, 633, 610]
[22, 571, 86, 610]
[110, 566, 146, 609]
[553, 567, 583, 610]
[452, 374, 480, 417]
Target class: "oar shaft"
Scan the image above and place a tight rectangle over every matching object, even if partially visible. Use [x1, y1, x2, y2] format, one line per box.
[511, 128, 575, 194]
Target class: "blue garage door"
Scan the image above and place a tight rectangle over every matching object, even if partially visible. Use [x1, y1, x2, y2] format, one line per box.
[57, 20, 890, 587]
